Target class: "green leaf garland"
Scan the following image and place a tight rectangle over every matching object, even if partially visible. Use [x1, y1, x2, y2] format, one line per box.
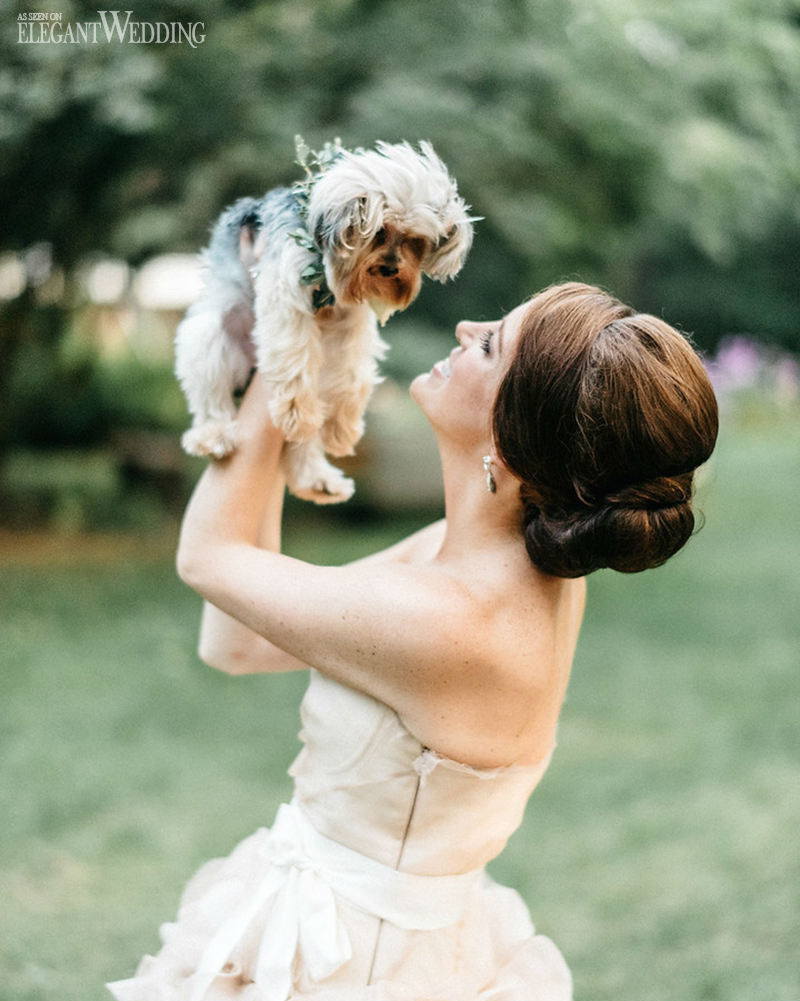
[289, 135, 347, 312]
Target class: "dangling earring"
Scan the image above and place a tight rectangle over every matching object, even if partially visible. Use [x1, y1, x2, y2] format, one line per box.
[482, 455, 497, 494]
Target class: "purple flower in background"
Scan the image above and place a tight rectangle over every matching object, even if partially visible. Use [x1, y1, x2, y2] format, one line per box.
[706, 336, 763, 393]
[705, 335, 800, 410]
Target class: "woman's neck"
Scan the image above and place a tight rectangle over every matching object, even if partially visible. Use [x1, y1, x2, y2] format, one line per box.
[435, 445, 524, 565]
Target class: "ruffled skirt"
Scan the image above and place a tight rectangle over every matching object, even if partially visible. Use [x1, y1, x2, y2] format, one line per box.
[107, 807, 572, 1001]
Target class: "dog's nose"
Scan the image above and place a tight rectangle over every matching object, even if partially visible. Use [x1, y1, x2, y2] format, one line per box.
[378, 264, 399, 277]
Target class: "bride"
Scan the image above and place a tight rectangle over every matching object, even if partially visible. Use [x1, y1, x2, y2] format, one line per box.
[108, 282, 718, 1000]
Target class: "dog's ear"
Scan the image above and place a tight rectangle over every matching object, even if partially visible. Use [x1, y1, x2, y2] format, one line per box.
[423, 213, 475, 282]
[313, 193, 384, 253]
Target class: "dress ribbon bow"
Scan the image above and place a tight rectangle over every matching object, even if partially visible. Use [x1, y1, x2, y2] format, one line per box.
[189, 803, 351, 1001]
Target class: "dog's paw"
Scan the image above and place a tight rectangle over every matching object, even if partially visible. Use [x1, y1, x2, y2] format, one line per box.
[320, 417, 364, 458]
[182, 419, 240, 459]
[290, 467, 355, 505]
[269, 395, 325, 444]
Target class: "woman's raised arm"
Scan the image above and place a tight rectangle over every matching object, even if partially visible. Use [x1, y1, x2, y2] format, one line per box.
[195, 455, 312, 675]
[179, 375, 451, 681]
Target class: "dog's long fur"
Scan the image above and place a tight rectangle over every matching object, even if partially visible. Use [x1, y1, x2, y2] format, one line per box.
[175, 140, 473, 503]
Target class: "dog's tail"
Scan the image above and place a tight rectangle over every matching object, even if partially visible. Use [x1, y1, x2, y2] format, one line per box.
[201, 197, 263, 299]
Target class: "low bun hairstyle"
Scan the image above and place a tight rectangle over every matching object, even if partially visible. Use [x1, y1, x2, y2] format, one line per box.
[493, 283, 719, 578]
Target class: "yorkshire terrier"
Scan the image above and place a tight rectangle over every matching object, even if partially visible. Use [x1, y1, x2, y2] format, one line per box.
[174, 137, 474, 503]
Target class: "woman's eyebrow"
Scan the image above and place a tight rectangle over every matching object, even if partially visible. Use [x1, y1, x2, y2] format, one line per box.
[497, 318, 506, 356]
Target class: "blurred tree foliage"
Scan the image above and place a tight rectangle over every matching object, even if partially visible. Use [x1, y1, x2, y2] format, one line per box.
[0, 0, 798, 450]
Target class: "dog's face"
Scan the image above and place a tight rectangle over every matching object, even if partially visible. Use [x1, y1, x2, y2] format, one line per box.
[307, 142, 474, 324]
[333, 223, 426, 323]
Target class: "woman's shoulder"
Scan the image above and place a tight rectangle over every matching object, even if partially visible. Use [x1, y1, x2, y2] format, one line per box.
[459, 537, 586, 637]
[344, 519, 447, 569]
[389, 528, 585, 668]
[393, 557, 584, 768]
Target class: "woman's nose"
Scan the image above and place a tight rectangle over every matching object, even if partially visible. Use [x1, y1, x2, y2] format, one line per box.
[455, 320, 480, 345]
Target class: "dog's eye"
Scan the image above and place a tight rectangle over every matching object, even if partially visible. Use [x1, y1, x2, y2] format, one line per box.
[405, 237, 426, 260]
[374, 228, 387, 246]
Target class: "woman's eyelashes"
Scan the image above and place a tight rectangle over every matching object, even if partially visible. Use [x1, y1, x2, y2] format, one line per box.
[480, 331, 494, 355]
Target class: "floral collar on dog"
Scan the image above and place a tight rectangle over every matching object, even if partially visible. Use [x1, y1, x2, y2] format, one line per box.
[289, 136, 344, 312]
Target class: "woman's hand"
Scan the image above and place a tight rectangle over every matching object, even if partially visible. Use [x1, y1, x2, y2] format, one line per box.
[234, 372, 284, 447]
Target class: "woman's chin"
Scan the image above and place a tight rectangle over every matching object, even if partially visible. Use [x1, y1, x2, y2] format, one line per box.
[409, 369, 436, 405]
[410, 377, 444, 441]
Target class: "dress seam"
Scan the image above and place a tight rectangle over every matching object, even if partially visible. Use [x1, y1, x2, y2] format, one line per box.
[366, 771, 423, 985]
[393, 771, 422, 870]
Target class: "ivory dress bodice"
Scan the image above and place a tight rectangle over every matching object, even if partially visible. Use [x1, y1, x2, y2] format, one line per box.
[290, 670, 553, 876]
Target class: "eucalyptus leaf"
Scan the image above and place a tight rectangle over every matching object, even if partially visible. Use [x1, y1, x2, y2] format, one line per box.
[300, 265, 324, 285]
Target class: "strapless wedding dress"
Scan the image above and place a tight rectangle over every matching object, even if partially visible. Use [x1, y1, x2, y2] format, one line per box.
[108, 670, 572, 1000]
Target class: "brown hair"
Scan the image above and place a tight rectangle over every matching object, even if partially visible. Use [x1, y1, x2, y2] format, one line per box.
[493, 283, 719, 578]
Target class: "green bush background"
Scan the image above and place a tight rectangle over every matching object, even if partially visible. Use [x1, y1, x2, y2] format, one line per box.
[2, 0, 799, 466]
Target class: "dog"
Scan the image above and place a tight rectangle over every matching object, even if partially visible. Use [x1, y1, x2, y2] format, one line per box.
[174, 137, 474, 503]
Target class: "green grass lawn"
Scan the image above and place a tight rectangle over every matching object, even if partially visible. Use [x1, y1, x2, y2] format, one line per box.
[2, 416, 798, 1001]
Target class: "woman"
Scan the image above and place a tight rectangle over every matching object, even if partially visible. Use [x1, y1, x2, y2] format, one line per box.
[108, 282, 719, 1001]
